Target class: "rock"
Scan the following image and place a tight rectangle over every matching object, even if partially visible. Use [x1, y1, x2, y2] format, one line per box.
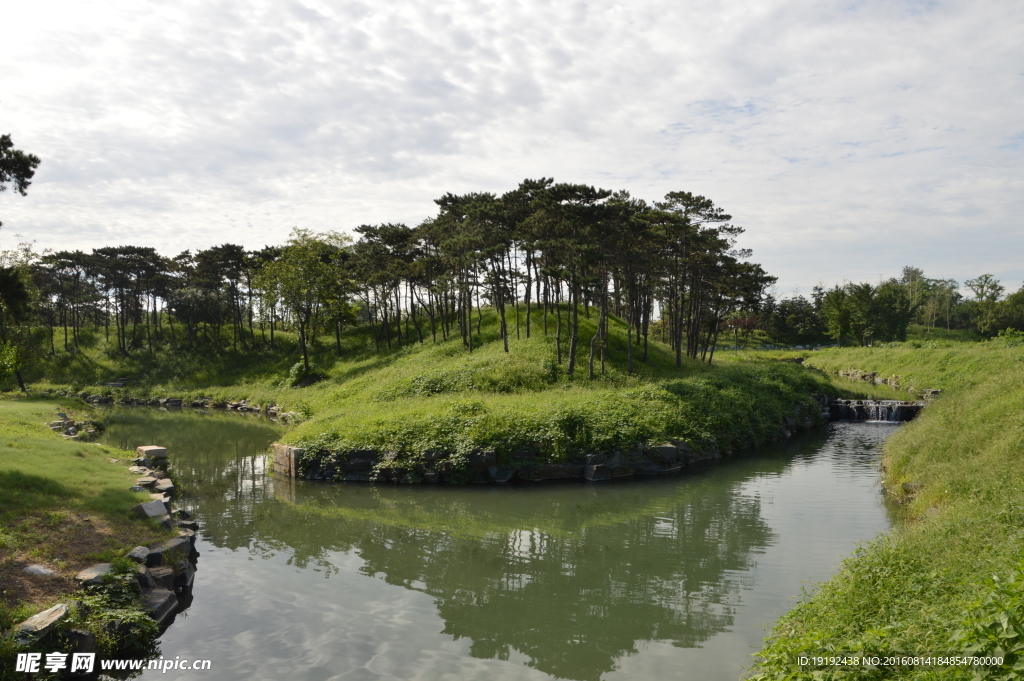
[343, 450, 377, 472]
[128, 546, 151, 563]
[422, 469, 440, 483]
[136, 445, 168, 459]
[142, 588, 178, 626]
[129, 485, 146, 492]
[633, 462, 664, 476]
[608, 463, 636, 478]
[175, 509, 192, 520]
[75, 563, 114, 586]
[149, 566, 176, 590]
[783, 417, 797, 429]
[131, 500, 170, 520]
[648, 444, 678, 464]
[467, 449, 497, 467]
[173, 560, 195, 591]
[128, 466, 152, 475]
[14, 604, 68, 644]
[176, 520, 199, 531]
[585, 453, 607, 466]
[135, 476, 159, 488]
[135, 565, 156, 590]
[24, 564, 56, 577]
[584, 464, 612, 481]
[147, 536, 192, 567]
[153, 478, 175, 494]
[65, 628, 96, 654]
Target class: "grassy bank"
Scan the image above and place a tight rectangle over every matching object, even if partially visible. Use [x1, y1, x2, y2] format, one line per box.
[0, 397, 173, 670]
[751, 341, 1024, 679]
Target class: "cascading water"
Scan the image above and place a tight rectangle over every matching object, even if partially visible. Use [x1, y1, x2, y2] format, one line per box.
[828, 399, 925, 422]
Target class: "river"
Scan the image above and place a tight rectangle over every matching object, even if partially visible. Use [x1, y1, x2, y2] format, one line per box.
[98, 409, 898, 681]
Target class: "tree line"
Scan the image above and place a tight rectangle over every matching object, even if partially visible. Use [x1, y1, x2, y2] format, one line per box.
[0, 178, 776, 388]
[751, 267, 1024, 347]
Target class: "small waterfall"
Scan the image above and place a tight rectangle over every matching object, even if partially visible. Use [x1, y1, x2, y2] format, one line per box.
[828, 399, 924, 422]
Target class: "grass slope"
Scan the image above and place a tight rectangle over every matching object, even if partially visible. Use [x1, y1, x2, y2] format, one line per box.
[751, 341, 1024, 680]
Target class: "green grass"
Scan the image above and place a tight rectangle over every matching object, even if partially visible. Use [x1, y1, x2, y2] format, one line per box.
[0, 397, 171, 668]
[750, 342, 1024, 680]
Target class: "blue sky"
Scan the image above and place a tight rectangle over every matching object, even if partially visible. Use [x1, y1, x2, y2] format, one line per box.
[2, 0, 1022, 295]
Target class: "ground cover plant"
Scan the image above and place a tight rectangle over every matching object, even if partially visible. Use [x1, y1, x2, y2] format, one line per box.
[750, 341, 1024, 680]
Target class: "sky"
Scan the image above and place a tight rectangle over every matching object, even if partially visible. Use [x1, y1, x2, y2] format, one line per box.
[2, 0, 1022, 295]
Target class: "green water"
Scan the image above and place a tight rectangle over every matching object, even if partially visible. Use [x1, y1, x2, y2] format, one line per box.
[99, 408, 897, 681]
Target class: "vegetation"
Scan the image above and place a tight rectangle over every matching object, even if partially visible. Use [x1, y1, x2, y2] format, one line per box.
[0, 397, 171, 674]
[750, 342, 1024, 680]
[750, 267, 1024, 348]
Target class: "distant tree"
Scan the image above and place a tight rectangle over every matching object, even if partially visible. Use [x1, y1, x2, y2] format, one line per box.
[0, 134, 41, 229]
[965, 274, 1004, 302]
[821, 286, 852, 347]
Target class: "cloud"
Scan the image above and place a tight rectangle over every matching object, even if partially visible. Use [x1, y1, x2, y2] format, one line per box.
[1, 0, 1022, 289]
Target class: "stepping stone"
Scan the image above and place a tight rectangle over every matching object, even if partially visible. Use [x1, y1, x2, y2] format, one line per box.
[131, 500, 171, 520]
[135, 476, 158, 488]
[153, 479, 174, 494]
[23, 564, 56, 577]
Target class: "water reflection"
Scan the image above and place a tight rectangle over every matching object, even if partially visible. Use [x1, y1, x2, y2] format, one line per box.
[100, 410, 894, 681]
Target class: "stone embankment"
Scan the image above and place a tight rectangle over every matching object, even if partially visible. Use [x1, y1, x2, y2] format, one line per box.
[11, 444, 200, 651]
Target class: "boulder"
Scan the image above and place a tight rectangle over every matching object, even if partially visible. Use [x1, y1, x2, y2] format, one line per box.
[136, 445, 168, 459]
[75, 563, 113, 586]
[633, 462, 664, 476]
[584, 464, 612, 481]
[488, 466, 515, 483]
[142, 588, 178, 626]
[14, 604, 68, 645]
[467, 449, 497, 467]
[584, 453, 607, 466]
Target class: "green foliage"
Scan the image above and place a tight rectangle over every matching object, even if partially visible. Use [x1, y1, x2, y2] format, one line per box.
[950, 559, 1024, 677]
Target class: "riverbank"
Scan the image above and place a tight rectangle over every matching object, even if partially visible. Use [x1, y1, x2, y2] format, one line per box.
[750, 341, 1024, 679]
[0, 397, 179, 675]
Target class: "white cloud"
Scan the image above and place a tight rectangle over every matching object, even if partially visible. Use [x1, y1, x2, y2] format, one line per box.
[1, 0, 1022, 289]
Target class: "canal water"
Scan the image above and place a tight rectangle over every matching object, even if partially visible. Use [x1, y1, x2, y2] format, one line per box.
[99, 410, 898, 681]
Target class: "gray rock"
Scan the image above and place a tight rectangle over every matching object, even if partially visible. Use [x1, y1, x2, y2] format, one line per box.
[131, 500, 171, 520]
[633, 462, 664, 476]
[149, 566, 176, 590]
[14, 604, 68, 644]
[135, 476, 158, 488]
[135, 565, 156, 590]
[65, 628, 96, 654]
[75, 563, 114, 586]
[153, 478, 175, 494]
[128, 546, 151, 563]
[585, 464, 612, 481]
[24, 564, 56, 577]
[142, 588, 178, 625]
[136, 445, 168, 459]
[648, 444, 678, 464]
[176, 520, 199, 531]
[584, 453, 607, 466]
[147, 536, 192, 566]
[175, 509, 192, 520]
[129, 485, 146, 492]
[173, 560, 195, 591]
